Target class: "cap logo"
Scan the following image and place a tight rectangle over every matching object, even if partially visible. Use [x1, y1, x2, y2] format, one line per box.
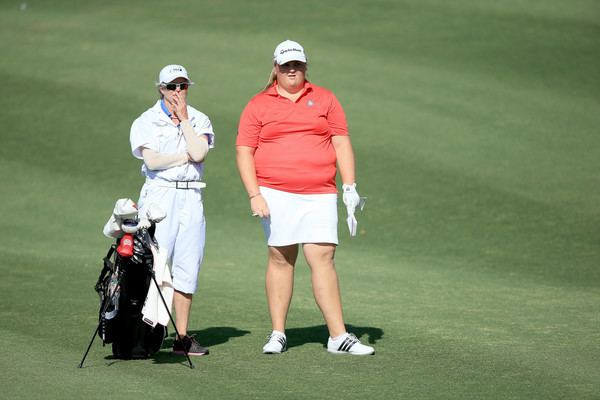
[307, 100, 314, 107]
[280, 48, 303, 55]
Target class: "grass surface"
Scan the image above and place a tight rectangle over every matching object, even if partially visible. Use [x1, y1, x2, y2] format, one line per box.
[0, 0, 599, 399]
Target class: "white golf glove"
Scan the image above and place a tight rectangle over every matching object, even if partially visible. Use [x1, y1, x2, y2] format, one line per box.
[342, 183, 360, 214]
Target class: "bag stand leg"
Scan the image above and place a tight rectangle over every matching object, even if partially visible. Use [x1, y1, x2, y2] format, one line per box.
[79, 226, 194, 369]
[78, 278, 121, 369]
[78, 273, 195, 369]
[78, 323, 101, 368]
[150, 272, 195, 369]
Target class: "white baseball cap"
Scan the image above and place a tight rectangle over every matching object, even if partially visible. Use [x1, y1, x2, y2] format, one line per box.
[158, 64, 192, 84]
[273, 40, 307, 65]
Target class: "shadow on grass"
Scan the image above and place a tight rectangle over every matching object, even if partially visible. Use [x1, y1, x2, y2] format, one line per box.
[151, 326, 251, 365]
[285, 324, 383, 349]
[93, 324, 381, 366]
[89, 326, 250, 367]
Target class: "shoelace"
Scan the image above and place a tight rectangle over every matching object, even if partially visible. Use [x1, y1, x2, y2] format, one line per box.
[177, 334, 197, 345]
[266, 333, 286, 346]
[187, 334, 201, 344]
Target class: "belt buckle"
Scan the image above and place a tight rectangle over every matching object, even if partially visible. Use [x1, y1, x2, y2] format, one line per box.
[175, 181, 188, 189]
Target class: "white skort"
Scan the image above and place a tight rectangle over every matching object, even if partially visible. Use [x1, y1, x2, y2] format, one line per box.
[259, 186, 338, 246]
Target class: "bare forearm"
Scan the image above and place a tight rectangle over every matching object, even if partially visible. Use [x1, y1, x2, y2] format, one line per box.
[332, 135, 356, 184]
[236, 146, 261, 196]
[236, 146, 270, 217]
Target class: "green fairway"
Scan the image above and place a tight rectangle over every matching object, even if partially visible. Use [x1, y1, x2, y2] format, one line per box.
[1, 0, 599, 398]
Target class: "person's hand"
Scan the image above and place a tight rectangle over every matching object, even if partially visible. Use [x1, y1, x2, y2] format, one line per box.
[342, 183, 360, 214]
[250, 194, 270, 218]
[171, 91, 189, 121]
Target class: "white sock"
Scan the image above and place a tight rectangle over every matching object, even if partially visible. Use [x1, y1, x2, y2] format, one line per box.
[272, 330, 286, 337]
[330, 332, 348, 342]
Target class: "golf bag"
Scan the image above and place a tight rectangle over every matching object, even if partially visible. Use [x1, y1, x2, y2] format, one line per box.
[94, 228, 166, 359]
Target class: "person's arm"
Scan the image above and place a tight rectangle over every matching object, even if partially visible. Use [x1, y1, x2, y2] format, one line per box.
[332, 135, 361, 213]
[236, 145, 270, 218]
[142, 148, 189, 170]
[171, 91, 210, 162]
[332, 135, 356, 185]
[180, 120, 209, 162]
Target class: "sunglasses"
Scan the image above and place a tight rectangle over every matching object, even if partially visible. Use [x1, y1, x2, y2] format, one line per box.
[162, 83, 189, 91]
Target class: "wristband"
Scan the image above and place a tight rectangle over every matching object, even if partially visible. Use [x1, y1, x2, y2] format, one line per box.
[249, 193, 262, 199]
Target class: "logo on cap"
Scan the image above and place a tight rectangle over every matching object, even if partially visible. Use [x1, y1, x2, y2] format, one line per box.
[274, 40, 307, 65]
[280, 48, 303, 55]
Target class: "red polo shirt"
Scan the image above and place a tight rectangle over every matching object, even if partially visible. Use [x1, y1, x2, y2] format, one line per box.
[237, 82, 348, 194]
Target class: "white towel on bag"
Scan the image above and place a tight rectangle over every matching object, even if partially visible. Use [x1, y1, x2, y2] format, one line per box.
[141, 244, 174, 327]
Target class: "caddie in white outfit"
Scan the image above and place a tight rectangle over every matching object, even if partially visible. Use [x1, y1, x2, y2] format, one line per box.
[129, 64, 214, 356]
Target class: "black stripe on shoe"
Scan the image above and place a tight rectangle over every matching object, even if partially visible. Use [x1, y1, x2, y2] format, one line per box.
[338, 337, 358, 352]
[264, 333, 287, 353]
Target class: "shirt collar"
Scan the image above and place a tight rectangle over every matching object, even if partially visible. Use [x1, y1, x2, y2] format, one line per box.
[160, 99, 172, 118]
[152, 100, 179, 127]
[266, 81, 313, 97]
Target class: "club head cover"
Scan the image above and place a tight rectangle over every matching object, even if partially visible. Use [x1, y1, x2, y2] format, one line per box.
[112, 198, 139, 233]
[113, 198, 138, 220]
[137, 218, 152, 230]
[102, 215, 123, 239]
[146, 203, 166, 223]
[117, 233, 134, 257]
[121, 219, 139, 234]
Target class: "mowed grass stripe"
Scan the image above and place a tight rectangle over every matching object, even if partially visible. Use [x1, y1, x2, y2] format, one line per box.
[0, 0, 599, 399]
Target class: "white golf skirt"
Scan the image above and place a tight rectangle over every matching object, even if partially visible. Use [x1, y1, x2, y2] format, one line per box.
[259, 186, 338, 246]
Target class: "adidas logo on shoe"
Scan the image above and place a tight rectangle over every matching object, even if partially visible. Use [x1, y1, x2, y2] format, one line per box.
[263, 331, 287, 354]
[327, 332, 375, 355]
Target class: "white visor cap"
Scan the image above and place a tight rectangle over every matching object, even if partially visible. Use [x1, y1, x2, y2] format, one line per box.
[158, 64, 192, 84]
[273, 40, 307, 65]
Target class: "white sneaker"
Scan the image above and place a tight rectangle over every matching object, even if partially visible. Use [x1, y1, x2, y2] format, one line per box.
[262, 331, 287, 354]
[327, 333, 375, 355]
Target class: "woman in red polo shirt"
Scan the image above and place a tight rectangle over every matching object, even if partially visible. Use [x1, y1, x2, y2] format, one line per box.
[236, 40, 374, 356]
